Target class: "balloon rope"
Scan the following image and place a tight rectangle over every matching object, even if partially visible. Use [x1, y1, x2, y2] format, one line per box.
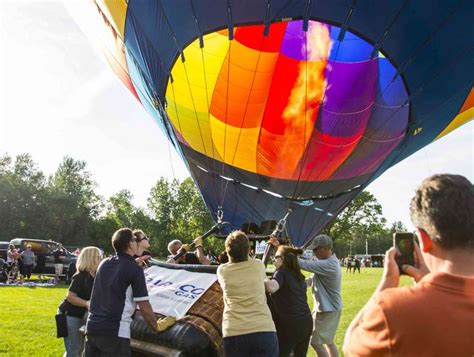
[220, 40, 232, 207]
[199, 46, 221, 211]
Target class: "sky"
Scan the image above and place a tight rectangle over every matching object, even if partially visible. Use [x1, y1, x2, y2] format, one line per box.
[0, 0, 472, 231]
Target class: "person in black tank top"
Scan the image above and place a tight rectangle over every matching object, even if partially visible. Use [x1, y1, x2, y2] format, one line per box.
[265, 244, 313, 357]
[59, 246, 102, 357]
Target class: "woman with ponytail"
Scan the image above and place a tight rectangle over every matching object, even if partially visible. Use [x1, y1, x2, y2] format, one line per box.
[264, 244, 313, 357]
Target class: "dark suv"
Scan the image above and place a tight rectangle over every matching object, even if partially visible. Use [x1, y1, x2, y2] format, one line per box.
[0, 241, 9, 261]
[9, 238, 77, 276]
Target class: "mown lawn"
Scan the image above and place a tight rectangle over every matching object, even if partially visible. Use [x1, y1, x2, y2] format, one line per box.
[0, 268, 413, 356]
[0, 282, 66, 356]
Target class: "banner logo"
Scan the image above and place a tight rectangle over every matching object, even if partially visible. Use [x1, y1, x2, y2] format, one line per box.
[144, 266, 217, 317]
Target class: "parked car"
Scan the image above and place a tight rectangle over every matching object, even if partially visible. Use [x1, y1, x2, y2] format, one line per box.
[0, 241, 10, 261]
[9, 238, 77, 277]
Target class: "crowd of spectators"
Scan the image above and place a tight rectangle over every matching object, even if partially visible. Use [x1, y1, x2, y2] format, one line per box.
[51, 173, 472, 356]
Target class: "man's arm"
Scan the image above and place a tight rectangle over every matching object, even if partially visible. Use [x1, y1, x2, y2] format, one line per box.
[298, 256, 335, 275]
[343, 248, 400, 355]
[343, 245, 429, 355]
[193, 237, 210, 265]
[195, 246, 210, 265]
[137, 300, 157, 331]
[132, 268, 157, 331]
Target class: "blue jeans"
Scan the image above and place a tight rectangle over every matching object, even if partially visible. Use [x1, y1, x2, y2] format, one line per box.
[223, 331, 279, 357]
[63, 315, 84, 357]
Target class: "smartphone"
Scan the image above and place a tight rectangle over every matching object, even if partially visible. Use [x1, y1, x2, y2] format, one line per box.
[393, 232, 415, 274]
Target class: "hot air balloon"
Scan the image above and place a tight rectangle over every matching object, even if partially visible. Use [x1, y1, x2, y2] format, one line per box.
[69, 0, 473, 248]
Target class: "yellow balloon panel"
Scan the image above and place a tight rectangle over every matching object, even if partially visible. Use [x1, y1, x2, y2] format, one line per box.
[166, 99, 219, 160]
[96, 0, 128, 39]
[209, 115, 260, 173]
[166, 32, 229, 114]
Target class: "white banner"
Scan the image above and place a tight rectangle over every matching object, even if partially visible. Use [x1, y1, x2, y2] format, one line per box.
[144, 266, 217, 318]
[255, 240, 268, 255]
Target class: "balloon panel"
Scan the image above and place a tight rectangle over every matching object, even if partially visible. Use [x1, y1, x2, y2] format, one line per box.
[165, 20, 409, 182]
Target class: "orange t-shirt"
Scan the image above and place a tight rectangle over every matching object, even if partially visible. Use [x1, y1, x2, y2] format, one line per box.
[344, 272, 474, 357]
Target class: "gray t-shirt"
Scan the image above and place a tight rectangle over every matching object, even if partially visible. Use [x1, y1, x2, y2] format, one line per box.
[21, 250, 35, 266]
[298, 254, 342, 312]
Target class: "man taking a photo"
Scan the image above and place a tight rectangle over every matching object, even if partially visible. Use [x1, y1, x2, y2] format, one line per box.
[343, 174, 474, 356]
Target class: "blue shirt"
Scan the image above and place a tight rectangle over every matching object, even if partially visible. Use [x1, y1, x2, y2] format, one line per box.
[21, 250, 35, 265]
[86, 253, 149, 338]
[298, 254, 342, 312]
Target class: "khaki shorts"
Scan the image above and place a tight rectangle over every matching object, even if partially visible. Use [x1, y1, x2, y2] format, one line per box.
[311, 310, 341, 345]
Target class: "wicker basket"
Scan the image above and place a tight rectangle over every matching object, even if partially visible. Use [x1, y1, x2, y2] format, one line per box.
[131, 279, 224, 356]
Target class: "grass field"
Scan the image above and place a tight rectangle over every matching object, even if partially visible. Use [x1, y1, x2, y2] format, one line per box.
[0, 268, 412, 356]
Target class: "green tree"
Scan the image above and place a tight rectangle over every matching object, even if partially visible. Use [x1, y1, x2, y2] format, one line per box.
[0, 153, 50, 240]
[97, 189, 163, 255]
[174, 178, 218, 254]
[321, 191, 388, 256]
[106, 190, 136, 227]
[173, 178, 213, 239]
[148, 177, 174, 241]
[389, 220, 408, 233]
[147, 177, 217, 257]
[47, 157, 100, 246]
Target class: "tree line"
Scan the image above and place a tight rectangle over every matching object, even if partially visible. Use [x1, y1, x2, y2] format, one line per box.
[0, 153, 407, 258]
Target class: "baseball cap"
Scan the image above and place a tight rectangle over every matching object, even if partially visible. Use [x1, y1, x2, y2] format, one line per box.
[307, 234, 333, 250]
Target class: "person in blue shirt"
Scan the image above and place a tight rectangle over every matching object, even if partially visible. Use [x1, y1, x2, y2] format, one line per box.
[298, 235, 342, 357]
[85, 228, 157, 356]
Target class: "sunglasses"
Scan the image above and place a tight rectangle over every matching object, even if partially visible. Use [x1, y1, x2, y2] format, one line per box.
[274, 255, 282, 260]
[137, 236, 149, 242]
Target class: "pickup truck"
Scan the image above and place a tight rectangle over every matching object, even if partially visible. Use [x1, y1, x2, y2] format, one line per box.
[9, 238, 77, 277]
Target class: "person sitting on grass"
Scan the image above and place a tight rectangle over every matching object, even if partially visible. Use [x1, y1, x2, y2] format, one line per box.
[265, 243, 313, 357]
[343, 174, 474, 356]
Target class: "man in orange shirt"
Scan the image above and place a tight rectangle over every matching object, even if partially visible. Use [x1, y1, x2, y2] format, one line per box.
[343, 174, 474, 356]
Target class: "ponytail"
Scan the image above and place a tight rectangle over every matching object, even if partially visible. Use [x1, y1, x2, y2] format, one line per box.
[277, 245, 305, 281]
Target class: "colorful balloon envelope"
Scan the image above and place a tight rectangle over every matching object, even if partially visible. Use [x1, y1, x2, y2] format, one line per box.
[70, 0, 473, 247]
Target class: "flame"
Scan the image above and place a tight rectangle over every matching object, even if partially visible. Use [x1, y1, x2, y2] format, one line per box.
[283, 23, 331, 124]
[273, 23, 331, 176]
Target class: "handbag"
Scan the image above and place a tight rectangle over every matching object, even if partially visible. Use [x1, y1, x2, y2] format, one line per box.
[55, 312, 68, 338]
